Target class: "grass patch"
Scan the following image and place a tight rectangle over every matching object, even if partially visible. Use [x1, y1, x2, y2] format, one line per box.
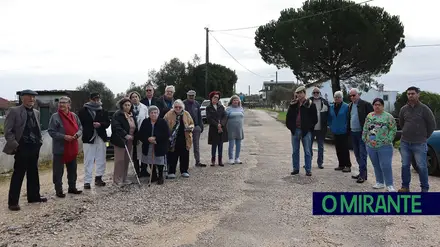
[277, 112, 287, 122]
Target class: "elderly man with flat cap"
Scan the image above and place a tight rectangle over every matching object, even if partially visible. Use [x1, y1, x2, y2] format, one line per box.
[183, 90, 205, 167]
[3, 89, 47, 211]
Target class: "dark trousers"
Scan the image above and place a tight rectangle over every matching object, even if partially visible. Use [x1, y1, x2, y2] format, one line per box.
[52, 155, 78, 192]
[167, 145, 190, 175]
[133, 142, 148, 175]
[334, 134, 352, 168]
[8, 144, 42, 206]
[311, 130, 325, 167]
[211, 143, 224, 158]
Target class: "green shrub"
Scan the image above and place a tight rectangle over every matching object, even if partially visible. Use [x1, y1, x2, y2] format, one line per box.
[0, 124, 4, 135]
[394, 140, 400, 149]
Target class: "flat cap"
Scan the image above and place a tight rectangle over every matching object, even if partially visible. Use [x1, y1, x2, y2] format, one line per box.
[90, 92, 100, 99]
[295, 86, 306, 93]
[20, 89, 38, 96]
[187, 90, 196, 96]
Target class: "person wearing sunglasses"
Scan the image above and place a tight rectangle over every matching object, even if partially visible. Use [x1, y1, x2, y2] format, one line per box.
[140, 82, 158, 107]
[347, 88, 373, 183]
[309, 87, 329, 169]
[164, 100, 195, 178]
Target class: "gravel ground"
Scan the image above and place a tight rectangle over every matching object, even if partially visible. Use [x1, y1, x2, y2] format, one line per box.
[0, 109, 440, 247]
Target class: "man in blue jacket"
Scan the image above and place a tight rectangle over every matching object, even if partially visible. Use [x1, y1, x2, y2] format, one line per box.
[328, 91, 352, 171]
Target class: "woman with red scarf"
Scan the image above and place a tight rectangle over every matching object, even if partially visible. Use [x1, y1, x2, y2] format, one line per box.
[48, 96, 83, 198]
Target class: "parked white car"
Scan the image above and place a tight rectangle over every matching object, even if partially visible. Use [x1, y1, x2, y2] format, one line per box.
[200, 100, 210, 123]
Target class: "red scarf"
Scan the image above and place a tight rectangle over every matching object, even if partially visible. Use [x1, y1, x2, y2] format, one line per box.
[58, 109, 79, 163]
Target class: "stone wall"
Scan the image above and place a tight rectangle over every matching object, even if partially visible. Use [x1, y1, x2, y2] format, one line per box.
[0, 131, 83, 173]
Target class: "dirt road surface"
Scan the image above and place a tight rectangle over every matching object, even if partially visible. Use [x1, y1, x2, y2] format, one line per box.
[1, 109, 440, 247]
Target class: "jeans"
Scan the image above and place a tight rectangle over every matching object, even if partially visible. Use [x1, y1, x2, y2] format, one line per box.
[400, 141, 429, 191]
[228, 139, 242, 160]
[351, 131, 368, 179]
[211, 143, 224, 158]
[367, 145, 394, 186]
[311, 130, 324, 167]
[291, 129, 312, 172]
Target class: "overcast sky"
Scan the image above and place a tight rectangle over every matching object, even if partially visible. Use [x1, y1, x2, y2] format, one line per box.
[1, 0, 439, 100]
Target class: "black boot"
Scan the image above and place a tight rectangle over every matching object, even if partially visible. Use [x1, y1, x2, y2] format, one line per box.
[210, 157, 216, 166]
[95, 176, 106, 186]
[151, 165, 159, 182]
[157, 166, 164, 185]
[218, 156, 224, 167]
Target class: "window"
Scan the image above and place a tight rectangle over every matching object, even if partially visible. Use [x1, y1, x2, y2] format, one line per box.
[383, 95, 389, 101]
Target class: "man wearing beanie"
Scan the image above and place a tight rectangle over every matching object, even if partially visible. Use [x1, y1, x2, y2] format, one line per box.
[78, 93, 110, 189]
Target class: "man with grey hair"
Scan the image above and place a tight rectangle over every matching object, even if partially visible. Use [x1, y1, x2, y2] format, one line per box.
[183, 90, 205, 167]
[328, 91, 352, 171]
[140, 82, 158, 107]
[309, 87, 329, 169]
[347, 88, 373, 183]
[156, 85, 175, 118]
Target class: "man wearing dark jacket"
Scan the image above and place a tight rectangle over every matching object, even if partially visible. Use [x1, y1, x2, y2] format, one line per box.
[140, 82, 158, 107]
[183, 90, 205, 167]
[156, 85, 175, 118]
[309, 87, 329, 169]
[78, 93, 110, 189]
[347, 88, 373, 183]
[286, 86, 318, 176]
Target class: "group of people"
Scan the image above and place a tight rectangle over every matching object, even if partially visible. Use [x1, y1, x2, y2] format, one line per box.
[287, 85, 436, 193]
[3, 85, 245, 211]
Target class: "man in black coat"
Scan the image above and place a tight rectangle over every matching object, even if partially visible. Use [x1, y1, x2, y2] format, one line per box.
[77, 93, 110, 189]
[140, 82, 158, 107]
[309, 87, 330, 169]
[156, 85, 175, 118]
[286, 86, 318, 176]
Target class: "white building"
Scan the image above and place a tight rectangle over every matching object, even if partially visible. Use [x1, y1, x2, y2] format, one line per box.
[306, 81, 398, 112]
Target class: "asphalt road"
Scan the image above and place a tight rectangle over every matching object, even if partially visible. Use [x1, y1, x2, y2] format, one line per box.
[1, 109, 440, 247]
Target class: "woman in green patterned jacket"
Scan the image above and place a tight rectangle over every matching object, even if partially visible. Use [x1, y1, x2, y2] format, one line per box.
[362, 98, 397, 192]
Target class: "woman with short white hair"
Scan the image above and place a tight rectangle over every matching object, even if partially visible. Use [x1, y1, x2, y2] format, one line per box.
[163, 99, 195, 178]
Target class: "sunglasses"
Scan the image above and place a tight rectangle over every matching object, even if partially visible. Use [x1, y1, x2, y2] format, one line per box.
[174, 106, 182, 109]
[212, 96, 219, 99]
[146, 89, 152, 92]
[313, 92, 320, 94]
[349, 94, 357, 97]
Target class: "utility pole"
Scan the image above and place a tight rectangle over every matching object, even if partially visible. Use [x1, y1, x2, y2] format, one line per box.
[248, 85, 250, 96]
[275, 71, 278, 84]
[205, 27, 209, 98]
[233, 70, 236, 93]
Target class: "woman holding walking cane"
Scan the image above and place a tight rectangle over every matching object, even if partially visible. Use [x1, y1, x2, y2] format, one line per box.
[111, 98, 138, 186]
[137, 106, 169, 185]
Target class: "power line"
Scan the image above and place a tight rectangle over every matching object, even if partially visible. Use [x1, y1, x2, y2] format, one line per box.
[209, 33, 268, 78]
[211, 0, 374, 32]
[215, 32, 440, 48]
[406, 44, 440, 48]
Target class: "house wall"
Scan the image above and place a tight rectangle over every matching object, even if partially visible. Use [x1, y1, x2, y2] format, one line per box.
[0, 132, 83, 173]
[305, 81, 398, 112]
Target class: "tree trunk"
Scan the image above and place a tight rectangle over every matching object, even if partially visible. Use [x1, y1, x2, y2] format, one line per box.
[331, 75, 341, 95]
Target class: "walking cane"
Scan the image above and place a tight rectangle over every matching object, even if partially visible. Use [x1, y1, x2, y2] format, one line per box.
[148, 144, 155, 187]
[120, 135, 142, 186]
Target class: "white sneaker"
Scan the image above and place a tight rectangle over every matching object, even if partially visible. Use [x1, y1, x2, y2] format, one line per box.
[386, 186, 396, 192]
[228, 159, 235, 164]
[235, 158, 242, 164]
[373, 183, 385, 189]
[181, 172, 190, 178]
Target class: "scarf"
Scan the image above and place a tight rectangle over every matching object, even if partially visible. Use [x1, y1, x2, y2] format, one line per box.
[84, 101, 103, 142]
[58, 109, 79, 163]
[169, 110, 184, 152]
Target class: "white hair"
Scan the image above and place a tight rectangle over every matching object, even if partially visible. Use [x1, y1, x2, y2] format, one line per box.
[349, 88, 360, 95]
[173, 99, 185, 110]
[165, 85, 175, 92]
[334, 91, 343, 98]
[59, 96, 71, 103]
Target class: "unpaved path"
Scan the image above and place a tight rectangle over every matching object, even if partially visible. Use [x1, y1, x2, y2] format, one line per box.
[1, 109, 440, 247]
